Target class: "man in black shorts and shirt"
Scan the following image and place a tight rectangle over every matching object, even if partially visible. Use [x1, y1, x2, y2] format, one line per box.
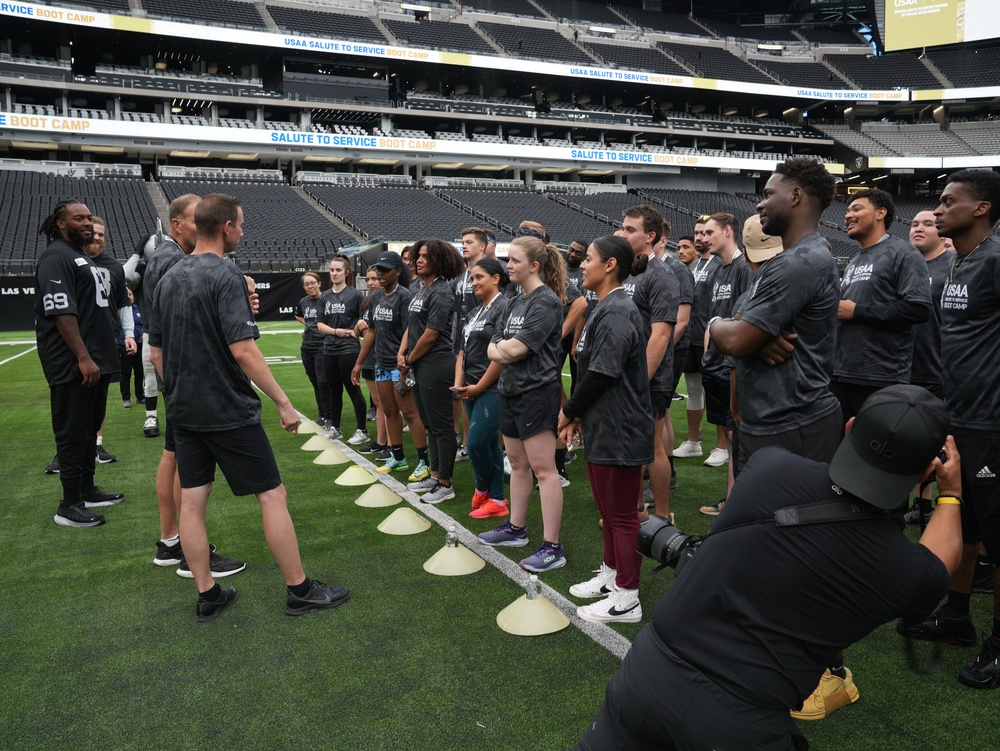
[149, 194, 348, 621]
[901, 169, 1000, 689]
[35, 201, 124, 528]
[832, 189, 931, 420]
[575, 385, 962, 750]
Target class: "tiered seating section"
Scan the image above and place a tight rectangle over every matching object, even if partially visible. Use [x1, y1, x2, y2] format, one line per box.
[142, 0, 266, 28]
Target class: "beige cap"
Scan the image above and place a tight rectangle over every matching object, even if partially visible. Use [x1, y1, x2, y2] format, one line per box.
[742, 214, 784, 263]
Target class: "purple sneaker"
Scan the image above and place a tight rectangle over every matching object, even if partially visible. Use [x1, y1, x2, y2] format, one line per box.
[478, 521, 529, 547]
[520, 541, 566, 573]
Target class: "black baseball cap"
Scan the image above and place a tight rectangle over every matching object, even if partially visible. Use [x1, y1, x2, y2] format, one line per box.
[373, 252, 403, 270]
[829, 384, 950, 509]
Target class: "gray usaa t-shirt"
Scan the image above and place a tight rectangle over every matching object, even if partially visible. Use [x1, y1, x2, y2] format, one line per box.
[462, 293, 509, 391]
[321, 285, 363, 357]
[370, 284, 413, 369]
[702, 253, 751, 377]
[407, 276, 456, 359]
[494, 284, 563, 397]
[622, 256, 680, 393]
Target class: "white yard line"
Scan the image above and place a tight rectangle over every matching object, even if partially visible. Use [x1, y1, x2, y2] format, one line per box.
[0, 345, 37, 366]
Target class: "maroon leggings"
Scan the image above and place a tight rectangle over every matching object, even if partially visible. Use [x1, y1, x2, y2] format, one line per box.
[586, 462, 643, 590]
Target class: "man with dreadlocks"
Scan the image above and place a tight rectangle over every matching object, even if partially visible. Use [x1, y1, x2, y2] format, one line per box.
[35, 200, 125, 528]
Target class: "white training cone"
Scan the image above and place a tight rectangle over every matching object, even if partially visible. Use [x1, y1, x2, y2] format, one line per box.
[355, 484, 403, 508]
[314, 447, 352, 466]
[377, 507, 432, 535]
[496, 575, 570, 636]
[335, 465, 376, 485]
[423, 525, 486, 576]
[298, 418, 323, 435]
[301, 434, 334, 451]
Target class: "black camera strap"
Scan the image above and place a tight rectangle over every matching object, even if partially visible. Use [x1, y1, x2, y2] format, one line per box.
[772, 499, 889, 527]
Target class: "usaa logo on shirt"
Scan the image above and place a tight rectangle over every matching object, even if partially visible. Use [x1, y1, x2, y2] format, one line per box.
[842, 263, 873, 287]
[506, 315, 526, 335]
[373, 305, 395, 322]
[941, 282, 969, 311]
[409, 297, 424, 313]
[303, 307, 318, 320]
[576, 327, 588, 354]
[324, 301, 347, 315]
[712, 282, 733, 302]
[621, 282, 637, 298]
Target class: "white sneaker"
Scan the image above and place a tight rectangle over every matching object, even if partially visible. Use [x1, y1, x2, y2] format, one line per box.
[674, 440, 703, 458]
[421, 482, 456, 505]
[704, 447, 729, 467]
[577, 586, 642, 624]
[569, 563, 616, 599]
[503, 455, 512, 476]
[537, 472, 571, 491]
[455, 446, 469, 462]
[324, 426, 342, 441]
[407, 476, 438, 493]
[347, 429, 369, 446]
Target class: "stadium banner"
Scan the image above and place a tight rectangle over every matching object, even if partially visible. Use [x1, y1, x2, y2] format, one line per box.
[1, 2, 908, 103]
[912, 86, 1000, 102]
[885, 0, 1000, 52]
[0, 277, 36, 331]
[0, 112, 847, 175]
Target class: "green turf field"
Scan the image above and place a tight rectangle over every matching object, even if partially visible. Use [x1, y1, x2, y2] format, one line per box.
[1, 326, 994, 750]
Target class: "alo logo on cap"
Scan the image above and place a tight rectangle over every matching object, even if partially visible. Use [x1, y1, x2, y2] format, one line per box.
[869, 440, 895, 459]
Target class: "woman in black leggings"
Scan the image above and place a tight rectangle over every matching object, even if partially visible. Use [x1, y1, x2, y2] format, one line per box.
[295, 271, 330, 427]
[317, 255, 369, 445]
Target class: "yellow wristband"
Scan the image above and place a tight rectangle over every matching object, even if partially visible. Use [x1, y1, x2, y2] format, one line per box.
[936, 496, 962, 506]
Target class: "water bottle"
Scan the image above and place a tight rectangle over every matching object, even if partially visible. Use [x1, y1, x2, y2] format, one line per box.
[445, 524, 459, 548]
[525, 574, 539, 600]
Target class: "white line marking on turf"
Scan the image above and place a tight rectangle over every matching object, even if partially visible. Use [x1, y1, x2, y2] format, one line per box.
[0, 345, 37, 366]
[0, 339, 37, 345]
[303, 416, 633, 660]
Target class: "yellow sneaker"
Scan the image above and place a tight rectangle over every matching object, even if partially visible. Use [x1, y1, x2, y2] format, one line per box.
[790, 668, 859, 721]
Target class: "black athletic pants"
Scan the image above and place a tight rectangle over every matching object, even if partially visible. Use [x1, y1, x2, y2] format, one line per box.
[412, 355, 457, 480]
[51, 375, 110, 505]
[302, 345, 330, 422]
[323, 352, 366, 432]
[118, 344, 144, 401]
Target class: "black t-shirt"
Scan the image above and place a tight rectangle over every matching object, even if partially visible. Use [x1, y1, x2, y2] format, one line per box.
[662, 254, 695, 351]
[34, 239, 120, 387]
[689, 255, 721, 344]
[735, 232, 841, 435]
[321, 286, 363, 356]
[653, 447, 949, 711]
[140, 237, 186, 331]
[406, 277, 456, 360]
[360, 300, 377, 370]
[835, 235, 932, 386]
[575, 289, 654, 466]
[941, 237, 1000, 429]
[148, 254, 261, 431]
[453, 267, 479, 353]
[702, 253, 751, 376]
[622, 257, 680, 393]
[297, 293, 325, 350]
[461, 293, 509, 392]
[910, 251, 954, 389]
[369, 284, 413, 369]
[90, 251, 129, 328]
[494, 284, 564, 397]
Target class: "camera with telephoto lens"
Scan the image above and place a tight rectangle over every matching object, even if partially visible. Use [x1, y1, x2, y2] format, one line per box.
[637, 514, 703, 575]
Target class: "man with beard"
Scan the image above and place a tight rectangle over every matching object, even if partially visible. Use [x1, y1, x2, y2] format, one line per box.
[35, 201, 124, 527]
[563, 239, 593, 394]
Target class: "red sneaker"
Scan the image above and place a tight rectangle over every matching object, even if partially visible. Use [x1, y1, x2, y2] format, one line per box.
[470, 498, 509, 519]
[471, 489, 489, 510]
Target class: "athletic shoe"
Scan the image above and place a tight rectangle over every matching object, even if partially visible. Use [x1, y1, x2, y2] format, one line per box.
[790, 668, 859, 720]
[421, 482, 456, 505]
[699, 499, 726, 517]
[135, 396, 144, 405]
[520, 541, 566, 573]
[479, 521, 529, 547]
[285, 579, 350, 616]
[407, 476, 438, 493]
[896, 607, 977, 647]
[365, 407, 377, 422]
[407, 459, 429, 482]
[177, 549, 247, 579]
[122, 399, 131, 408]
[154, 539, 183, 567]
[672, 393, 684, 401]
[973, 557, 995, 594]
[674, 440, 703, 458]
[402, 424, 410, 433]
[375, 448, 392, 462]
[578, 586, 642, 623]
[569, 563, 616, 599]
[324, 426, 343, 441]
[471, 489, 489, 510]
[54, 503, 105, 528]
[197, 586, 239, 622]
[82, 487, 125, 507]
[641, 482, 654, 508]
[359, 442, 386, 455]
[958, 638, 1000, 689]
[538, 472, 571, 491]
[704, 447, 729, 467]
[377, 456, 409, 473]
[903, 499, 933, 526]
[96, 445, 117, 464]
[455, 445, 469, 462]
[469, 499, 509, 519]
[347, 429, 369, 446]
[143, 415, 160, 437]
[503, 455, 512, 476]
[564, 449, 577, 465]
[44, 455, 60, 474]
[670, 473, 679, 491]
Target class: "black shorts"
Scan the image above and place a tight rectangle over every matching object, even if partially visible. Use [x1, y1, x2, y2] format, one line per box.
[500, 381, 561, 440]
[911, 380, 945, 400]
[682, 343, 704, 374]
[953, 427, 1000, 561]
[670, 345, 685, 396]
[737, 408, 842, 472]
[164, 416, 176, 453]
[174, 423, 282, 496]
[650, 390, 670, 421]
[703, 371, 734, 431]
[361, 367, 376, 382]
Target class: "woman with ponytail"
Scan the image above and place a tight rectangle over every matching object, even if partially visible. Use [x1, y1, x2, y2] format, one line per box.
[478, 235, 568, 573]
[558, 235, 653, 623]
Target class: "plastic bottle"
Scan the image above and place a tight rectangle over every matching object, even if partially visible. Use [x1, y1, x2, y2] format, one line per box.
[445, 524, 459, 548]
[525, 574, 539, 600]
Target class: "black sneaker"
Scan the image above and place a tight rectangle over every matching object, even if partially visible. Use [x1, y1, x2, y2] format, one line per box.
[359, 442, 386, 455]
[177, 548, 247, 579]
[197, 586, 239, 622]
[903, 499, 933, 526]
[154, 539, 183, 567]
[44, 455, 60, 474]
[897, 607, 978, 647]
[973, 557, 996, 594]
[959, 638, 1000, 689]
[144, 415, 160, 437]
[375, 447, 392, 461]
[54, 503, 105, 528]
[96, 446, 118, 464]
[286, 579, 350, 616]
[82, 487, 125, 507]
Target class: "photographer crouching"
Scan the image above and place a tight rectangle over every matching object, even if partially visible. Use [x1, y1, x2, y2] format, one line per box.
[574, 384, 962, 751]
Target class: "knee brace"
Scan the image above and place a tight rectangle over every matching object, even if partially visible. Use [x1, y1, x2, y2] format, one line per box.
[686, 372, 705, 411]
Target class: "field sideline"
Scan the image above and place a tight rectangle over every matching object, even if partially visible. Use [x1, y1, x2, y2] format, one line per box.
[0, 326, 994, 751]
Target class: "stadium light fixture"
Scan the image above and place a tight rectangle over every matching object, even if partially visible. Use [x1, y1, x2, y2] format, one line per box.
[400, 3, 432, 11]
[757, 43, 783, 51]
[588, 26, 616, 34]
[170, 150, 211, 158]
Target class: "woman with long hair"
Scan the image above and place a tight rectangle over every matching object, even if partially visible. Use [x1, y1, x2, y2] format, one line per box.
[295, 271, 330, 428]
[558, 235, 653, 623]
[351, 253, 429, 479]
[399, 239, 465, 504]
[354, 266, 389, 456]
[478, 236, 569, 573]
[317, 255, 369, 445]
[455, 258, 510, 518]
